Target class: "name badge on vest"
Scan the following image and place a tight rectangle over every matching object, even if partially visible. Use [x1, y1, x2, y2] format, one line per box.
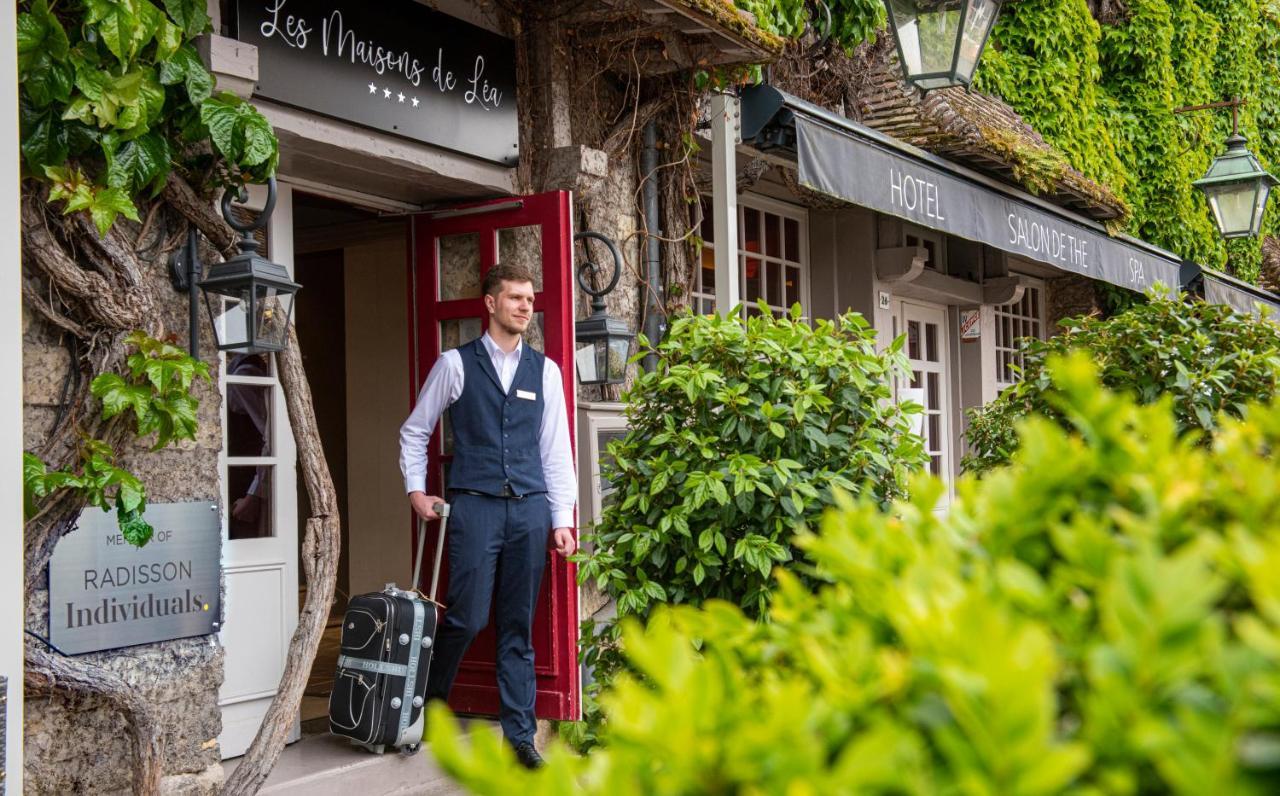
[516, 389, 537, 401]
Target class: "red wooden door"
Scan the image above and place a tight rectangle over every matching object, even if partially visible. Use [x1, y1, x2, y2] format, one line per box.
[407, 191, 580, 721]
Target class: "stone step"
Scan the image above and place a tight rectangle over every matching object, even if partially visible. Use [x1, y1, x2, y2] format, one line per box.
[227, 730, 479, 796]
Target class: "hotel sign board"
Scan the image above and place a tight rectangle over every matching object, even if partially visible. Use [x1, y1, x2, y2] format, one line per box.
[49, 501, 222, 655]
[795, 117, 1183, 296]
[236, 0, 519, 165]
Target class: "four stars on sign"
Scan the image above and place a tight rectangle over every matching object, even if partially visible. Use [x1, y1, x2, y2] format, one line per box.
[368, 82, 422, 109]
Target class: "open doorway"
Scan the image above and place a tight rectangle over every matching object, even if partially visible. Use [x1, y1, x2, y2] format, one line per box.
[290, 192, 412, 729]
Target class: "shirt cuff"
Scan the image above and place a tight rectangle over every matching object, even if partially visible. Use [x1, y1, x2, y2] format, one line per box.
[551, 510, 575, 529]
[405, 477, 427, 495]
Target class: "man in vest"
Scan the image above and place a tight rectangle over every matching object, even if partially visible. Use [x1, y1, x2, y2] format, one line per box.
[399, 263, 577, 770]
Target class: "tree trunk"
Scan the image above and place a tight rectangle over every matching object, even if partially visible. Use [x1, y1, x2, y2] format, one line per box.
[221, 324, 342, 795]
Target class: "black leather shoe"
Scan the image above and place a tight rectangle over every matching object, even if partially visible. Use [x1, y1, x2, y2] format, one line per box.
[513, 741, 544, 770]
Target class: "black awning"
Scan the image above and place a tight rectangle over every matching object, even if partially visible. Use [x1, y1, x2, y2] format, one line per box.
[739, 84, 1184, 296]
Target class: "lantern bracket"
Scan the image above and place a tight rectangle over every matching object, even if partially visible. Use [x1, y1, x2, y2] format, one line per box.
[574, 230, 623, 314]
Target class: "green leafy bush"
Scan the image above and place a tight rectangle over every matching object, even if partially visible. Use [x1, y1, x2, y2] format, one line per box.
[24, 332, 210, 546]
[964, 294, 1280, 474]
[579, 305, 924, 621]
[428, 354, 1280, 794]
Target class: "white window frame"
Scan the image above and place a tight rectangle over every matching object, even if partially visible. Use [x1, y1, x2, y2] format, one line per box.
[902, 222, 947, 273]
[696, 195, 810, 316]
[993, 275, 1046, 389]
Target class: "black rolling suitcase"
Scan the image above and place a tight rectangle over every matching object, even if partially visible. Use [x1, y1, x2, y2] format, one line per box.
[329, 503, 450, 754]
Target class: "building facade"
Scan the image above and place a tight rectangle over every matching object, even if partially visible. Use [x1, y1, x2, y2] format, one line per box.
[15, 2, 1280, 793]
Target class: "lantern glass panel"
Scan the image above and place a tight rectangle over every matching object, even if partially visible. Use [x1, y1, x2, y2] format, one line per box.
[575, 340, 601, 385]
[1205, 182, 1264, 237]
[254, 284, 294, 350]
[955, 0, 999, 80]
[891, 0, 965, 76]
[607, 337, 631, 383]
[204, 287, 253, 351]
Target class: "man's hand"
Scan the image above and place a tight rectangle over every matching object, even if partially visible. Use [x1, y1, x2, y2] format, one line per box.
[409, 491, 444, 520]
[231, 494, 262, 523]
[551, 527, 576, 557]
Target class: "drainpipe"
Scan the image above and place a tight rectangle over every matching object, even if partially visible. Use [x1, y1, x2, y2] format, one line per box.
[642, 120, 664, 371]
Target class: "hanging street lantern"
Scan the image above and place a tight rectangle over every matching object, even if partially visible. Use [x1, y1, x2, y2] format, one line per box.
[882, 0, 1005, 91]
[1176, 98, 1277, 240]
[573, 231, 633, 386]
[1193, 133, 1278, 239]
[171, 177, 301, 356]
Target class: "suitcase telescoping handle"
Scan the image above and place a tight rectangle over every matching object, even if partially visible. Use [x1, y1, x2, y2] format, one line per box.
[413, 502, 450, 603]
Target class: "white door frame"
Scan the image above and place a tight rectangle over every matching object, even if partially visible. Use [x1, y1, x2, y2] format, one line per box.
[895, 299, 955, 508]
[217, 182, 301, 757]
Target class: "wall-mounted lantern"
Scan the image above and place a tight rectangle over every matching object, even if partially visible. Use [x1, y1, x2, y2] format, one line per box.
[1178, 98, 1277, 239]
[882, 0, 1005, 91]
[170, 177, 301, 356]
[573, 231, 633, 386]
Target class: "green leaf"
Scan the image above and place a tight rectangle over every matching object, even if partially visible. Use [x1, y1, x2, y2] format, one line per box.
[118, 505, 154, 547]
[23, 452, 49, 519]
[89, 186, 141, 235]
[162, 0, 211, 37]
[21, 108, 70, 170]
[106, 132, 169, 191]
[154, 17, 183, 59]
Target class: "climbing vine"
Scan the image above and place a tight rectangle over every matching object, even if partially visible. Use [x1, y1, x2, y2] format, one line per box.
[975, 0, 1280, 281]
[17, 0, 277, 234]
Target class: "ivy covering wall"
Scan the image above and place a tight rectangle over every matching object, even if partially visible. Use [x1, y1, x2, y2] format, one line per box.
[729, 0, 1278, 283]
[973, 0, 1280, 282]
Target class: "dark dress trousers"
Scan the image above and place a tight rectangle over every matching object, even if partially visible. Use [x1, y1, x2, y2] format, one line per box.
[424, 338, 551, 745]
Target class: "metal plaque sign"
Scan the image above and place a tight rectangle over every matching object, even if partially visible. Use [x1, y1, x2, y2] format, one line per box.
[959, 308, 981, 340]
[236, 0, 519, 165]
[49, 501, 222, 655]
[796, 118, 1183, 295]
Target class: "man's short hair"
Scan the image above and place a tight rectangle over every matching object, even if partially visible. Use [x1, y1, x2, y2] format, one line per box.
[482, 264, 537, 297]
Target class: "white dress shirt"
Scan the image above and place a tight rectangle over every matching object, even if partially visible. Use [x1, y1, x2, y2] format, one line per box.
[399, 332, 577, 529]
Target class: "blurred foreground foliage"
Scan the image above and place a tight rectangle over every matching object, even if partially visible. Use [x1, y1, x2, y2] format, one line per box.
[429, 353, 1280, 794]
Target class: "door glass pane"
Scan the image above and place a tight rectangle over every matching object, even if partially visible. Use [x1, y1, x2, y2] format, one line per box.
[525, 312, 545, 353]
[441, 317, 483, 352]
[499, 225, 544, 291]
[226, 383, 272, 457]
[228, 465, 273, 539]
[925, 323, 938, 362]
[927, 372, 940, 408]
[439, 232, 482, 300]
[908, 321, 921, 359]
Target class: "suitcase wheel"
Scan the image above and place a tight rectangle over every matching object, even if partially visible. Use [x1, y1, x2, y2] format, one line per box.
[400, 743, 421, 756]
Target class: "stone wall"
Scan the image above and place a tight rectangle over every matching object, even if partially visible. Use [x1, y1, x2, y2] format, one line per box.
[22, 255, 226, 794]
[1046, 273, 1102, 334]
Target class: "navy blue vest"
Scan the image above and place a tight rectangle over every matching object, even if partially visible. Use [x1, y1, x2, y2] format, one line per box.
[447, 337, 548, 496]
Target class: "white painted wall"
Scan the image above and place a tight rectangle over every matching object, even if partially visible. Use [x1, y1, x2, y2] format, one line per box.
[2, 0, 25, 789]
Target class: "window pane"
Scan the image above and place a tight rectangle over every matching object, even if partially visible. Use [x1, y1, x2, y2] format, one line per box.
[928, 413, 941, 450]
[439, 232, 482, 300]
[766, 262, 783, 306]
[499, 226, 544, 291]
[743, 208, 761, 256]
[228, 465, 273, 539]
[785, 218, 800, 261]
[927, 372, 940, 409]
[701, 198, 714, 243]
[227, 352, 272, 378]
[925, 323, 938, 362]
[766, 213, 781, 258]
[745, 256, 763, 303]
[785, 266, 800, 307]
[227, 383, 271, 457]
[908, 321, 921, 360]
[701, 246, 716, 291]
